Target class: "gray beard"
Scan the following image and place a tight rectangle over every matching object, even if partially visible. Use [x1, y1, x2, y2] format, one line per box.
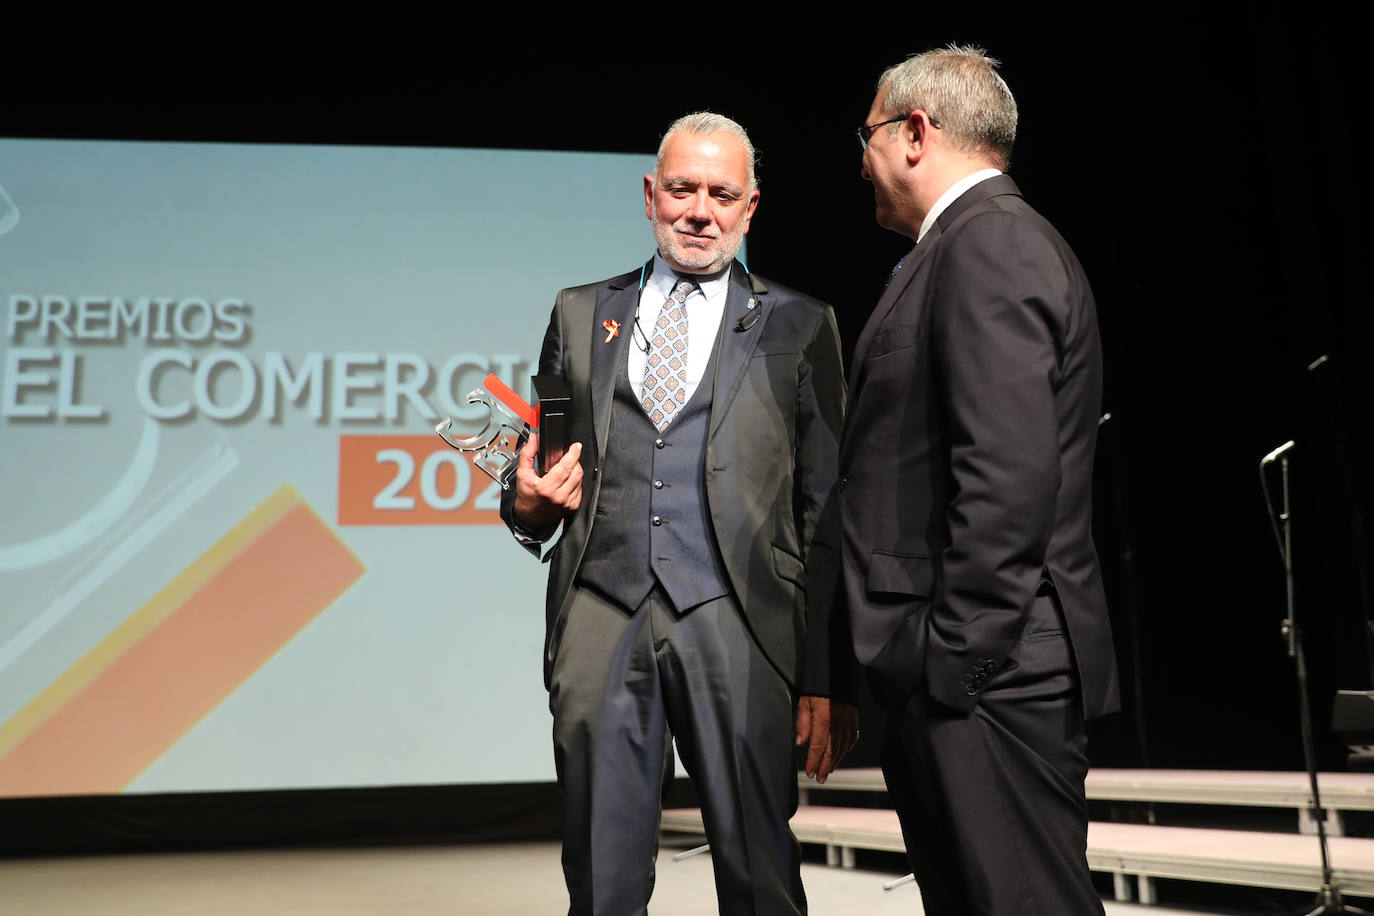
[651, 211, 743, 274]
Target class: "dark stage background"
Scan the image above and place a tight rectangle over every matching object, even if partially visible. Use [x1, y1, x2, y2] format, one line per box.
[4, 8, 1370, 852]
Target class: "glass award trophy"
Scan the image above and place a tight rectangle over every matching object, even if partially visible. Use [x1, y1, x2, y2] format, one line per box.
[435, 373, 568, 489]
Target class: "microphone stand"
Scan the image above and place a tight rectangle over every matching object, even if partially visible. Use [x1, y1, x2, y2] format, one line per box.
[1261, 441, 1368, 915]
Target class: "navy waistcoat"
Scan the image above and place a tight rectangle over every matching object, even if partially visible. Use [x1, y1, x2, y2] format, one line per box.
[576, 329, 732, 614]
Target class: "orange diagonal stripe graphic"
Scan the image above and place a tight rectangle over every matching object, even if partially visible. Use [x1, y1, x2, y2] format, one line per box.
[0, 483, 364, 797]
[482, 372, 540, 428]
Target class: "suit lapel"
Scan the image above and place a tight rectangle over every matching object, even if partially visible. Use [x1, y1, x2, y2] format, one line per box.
[848, 232, 939, 393]
[708, 262, 769, 439]
[589, 272, 640, 458]
[848, 174, 1024, 394]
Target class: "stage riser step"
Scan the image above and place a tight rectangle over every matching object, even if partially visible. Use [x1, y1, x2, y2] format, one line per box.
[661, 806, 1374, 900]
[797, 768, 1374, 809]
[793, 767, 1374, 836]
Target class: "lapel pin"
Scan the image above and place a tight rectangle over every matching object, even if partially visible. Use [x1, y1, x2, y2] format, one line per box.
[602, 319, 621, 342]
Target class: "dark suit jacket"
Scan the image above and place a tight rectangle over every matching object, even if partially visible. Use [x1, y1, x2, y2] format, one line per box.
[502, 259, 855, 702]
[822, 174, 1119, 718]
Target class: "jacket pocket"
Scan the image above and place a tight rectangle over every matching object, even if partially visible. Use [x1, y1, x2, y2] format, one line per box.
[866, 550, 933, 598]
[867, 322, 922, 358]
[772, 544, 806, 588]
[755, 336, 805, 356]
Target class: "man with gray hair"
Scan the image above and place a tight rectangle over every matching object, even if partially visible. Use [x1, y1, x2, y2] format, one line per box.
[502, 111, 858, 914]
[817, 46, 1119, 913]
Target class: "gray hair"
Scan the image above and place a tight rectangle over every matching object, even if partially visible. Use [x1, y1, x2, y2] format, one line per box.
[656, 111, 757, 192]
[878, 44, 1017, 170]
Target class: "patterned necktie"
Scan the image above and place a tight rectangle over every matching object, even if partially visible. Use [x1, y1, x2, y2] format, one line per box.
[641, 277, 696, 430]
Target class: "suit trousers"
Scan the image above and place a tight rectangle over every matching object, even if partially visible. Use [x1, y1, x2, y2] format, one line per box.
[880, 590, 1103, 916]
[550, 583, 804, 916]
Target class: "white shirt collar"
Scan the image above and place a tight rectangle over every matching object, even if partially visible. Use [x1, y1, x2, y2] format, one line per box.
[917, 168, 1003, 242]
[649, 254, 732, 301]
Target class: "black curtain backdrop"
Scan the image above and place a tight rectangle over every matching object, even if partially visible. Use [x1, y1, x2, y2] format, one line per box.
[4, 7, 1370, 852]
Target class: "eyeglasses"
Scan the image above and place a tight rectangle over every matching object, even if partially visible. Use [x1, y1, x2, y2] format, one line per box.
[856, 113, 942, 150]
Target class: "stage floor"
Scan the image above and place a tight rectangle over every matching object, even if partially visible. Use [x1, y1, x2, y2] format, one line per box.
[0, 840, 1223, 915]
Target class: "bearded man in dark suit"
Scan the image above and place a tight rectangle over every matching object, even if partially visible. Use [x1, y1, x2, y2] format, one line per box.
[501, 112, 859, 915]
[821, 46, 1120, 915]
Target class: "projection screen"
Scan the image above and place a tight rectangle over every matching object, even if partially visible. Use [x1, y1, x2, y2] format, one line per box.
[0, 138, 674, 795]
